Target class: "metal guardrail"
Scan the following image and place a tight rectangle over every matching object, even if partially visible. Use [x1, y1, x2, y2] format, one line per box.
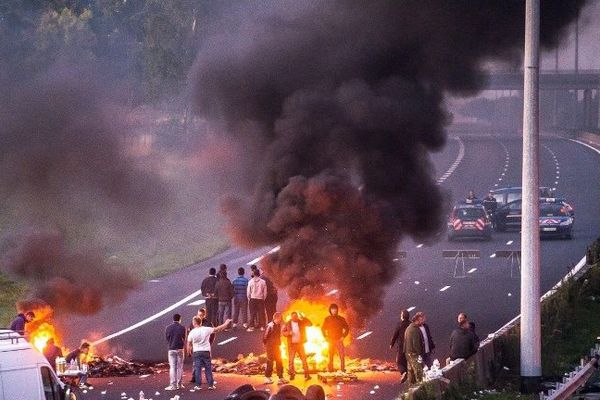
[543, 353, 599, 400]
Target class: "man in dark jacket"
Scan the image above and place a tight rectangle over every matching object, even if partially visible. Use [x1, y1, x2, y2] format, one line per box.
[165, 313, 186, 390]
[43, 338, 63, 371]
[263, 312, 288, 384]
[321, 304, 350, 373]
[9, 311, 35, 336]
[417, 312, 436, 368]
[404, 313, 424, 385]
[389, 309, 410, 382]
[201, 268, 218, 326]
[282, 312, 312, 381]
[215, 271, 234, 326]
[449, 319, 477, 361]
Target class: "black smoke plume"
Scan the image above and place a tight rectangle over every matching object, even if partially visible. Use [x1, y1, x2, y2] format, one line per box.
[192, 1, 585, 326]
[0, 65, 169, 314]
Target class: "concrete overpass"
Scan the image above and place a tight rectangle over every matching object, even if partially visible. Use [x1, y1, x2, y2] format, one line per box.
[482, 70, 600, 130]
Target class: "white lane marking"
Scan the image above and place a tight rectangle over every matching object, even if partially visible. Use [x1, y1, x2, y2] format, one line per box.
[217, 337, 237, 346]
[188, 299, 206, 306]
[91, 289, 206, 346]
[326, 289, 339, 296]
[569, 139, 600, 155]
[436, 136, 465, 184]
[490, 253, 497, 258]
[467, 268, 477, 274]
[506, 240, 513, 245]
[414, 280, 420, 285]
[248, 245, 281, 265]
[416, 243, 424, 248]
[356, 331, 373, 340]
[439, 285, 451, 292]
[407, 306, 416, 312]
[149, 279, 161, 283]
[247, 255, 263, 265]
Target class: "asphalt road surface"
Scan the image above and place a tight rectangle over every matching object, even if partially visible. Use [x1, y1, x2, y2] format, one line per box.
[58, 134, 600, 371]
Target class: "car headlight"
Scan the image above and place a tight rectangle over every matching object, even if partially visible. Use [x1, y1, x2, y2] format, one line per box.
[559, 218, 573, 226]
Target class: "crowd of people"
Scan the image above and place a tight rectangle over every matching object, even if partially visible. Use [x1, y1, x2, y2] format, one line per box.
[201, 264, 278, 332]
[9, 261, 482, 394]
[160, 263, 351, 391]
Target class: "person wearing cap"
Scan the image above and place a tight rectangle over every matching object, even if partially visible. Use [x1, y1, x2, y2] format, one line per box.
[321, 304, 350, 373]
[9, 311, 35, 336]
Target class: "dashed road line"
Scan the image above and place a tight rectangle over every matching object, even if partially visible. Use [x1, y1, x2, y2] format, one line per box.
[407, 306, 416, 312]
[437, 136, 465, 184]
[439, 285, 451, 292]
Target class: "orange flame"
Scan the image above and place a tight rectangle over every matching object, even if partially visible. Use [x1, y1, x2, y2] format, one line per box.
[280, 299, 350, 372]
[30, 322, 60, 353]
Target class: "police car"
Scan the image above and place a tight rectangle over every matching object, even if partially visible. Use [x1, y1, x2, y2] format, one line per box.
[539, 200, 574, 239]
[447, 202, 493, 241]
[493, 197, 574, 238]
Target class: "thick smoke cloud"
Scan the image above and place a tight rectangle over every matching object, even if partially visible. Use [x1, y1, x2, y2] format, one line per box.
[192, 1, 585, 326]
[0, 65, 169, 314]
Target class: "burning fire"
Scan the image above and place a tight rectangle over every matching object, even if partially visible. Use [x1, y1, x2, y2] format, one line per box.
[280, 299, 351, 372]
[30, 322, 60, 353]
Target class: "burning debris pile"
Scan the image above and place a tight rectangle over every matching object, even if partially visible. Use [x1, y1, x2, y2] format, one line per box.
[212, 354, 396, 376]
[87, 355, 161, 378]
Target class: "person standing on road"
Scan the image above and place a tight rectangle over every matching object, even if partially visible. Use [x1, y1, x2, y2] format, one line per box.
[389, 309, 410, 383]
[187, 316, 231, 391]
[262, 272, 279, 324]
[321, 303, 350, 373]
[418, 312, 435, 368]
[404, 313, 424, 385]
[187, 308, 214, 385]
[215, 271, 234, 326]
[465, 190, 478, 203]
[282, 311, 312, 381]
[247, 268, 267, 331]
[263, 312, 288, 384]
[232, 267, 249, 329]
[9, 311, 35, 336]
[165, 313, 186, 391]
[201, 268, 219, 326]
[449, 319, 478, 361]
[43, 338, 63, 371]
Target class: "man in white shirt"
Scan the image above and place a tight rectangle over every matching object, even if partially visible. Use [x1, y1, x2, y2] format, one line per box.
[282, 311, 312, 381]
[187, 316, 231, 390]
[247, 269, 267, 331]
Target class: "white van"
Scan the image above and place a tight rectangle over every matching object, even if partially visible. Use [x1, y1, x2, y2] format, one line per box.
[0, 330, 76, 400]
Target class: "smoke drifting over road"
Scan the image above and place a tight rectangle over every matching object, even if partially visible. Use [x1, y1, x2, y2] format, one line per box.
[0, 65, 168, 314]
[192, 1, 584, 326]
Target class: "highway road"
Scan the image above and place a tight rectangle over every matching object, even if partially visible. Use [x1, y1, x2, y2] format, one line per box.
[58, 134, 600, 367]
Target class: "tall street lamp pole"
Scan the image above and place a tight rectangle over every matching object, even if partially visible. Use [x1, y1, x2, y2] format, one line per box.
[520, 0, 541, 393]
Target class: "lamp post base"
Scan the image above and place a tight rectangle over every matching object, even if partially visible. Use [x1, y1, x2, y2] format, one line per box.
[520, 375, 541, 394]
